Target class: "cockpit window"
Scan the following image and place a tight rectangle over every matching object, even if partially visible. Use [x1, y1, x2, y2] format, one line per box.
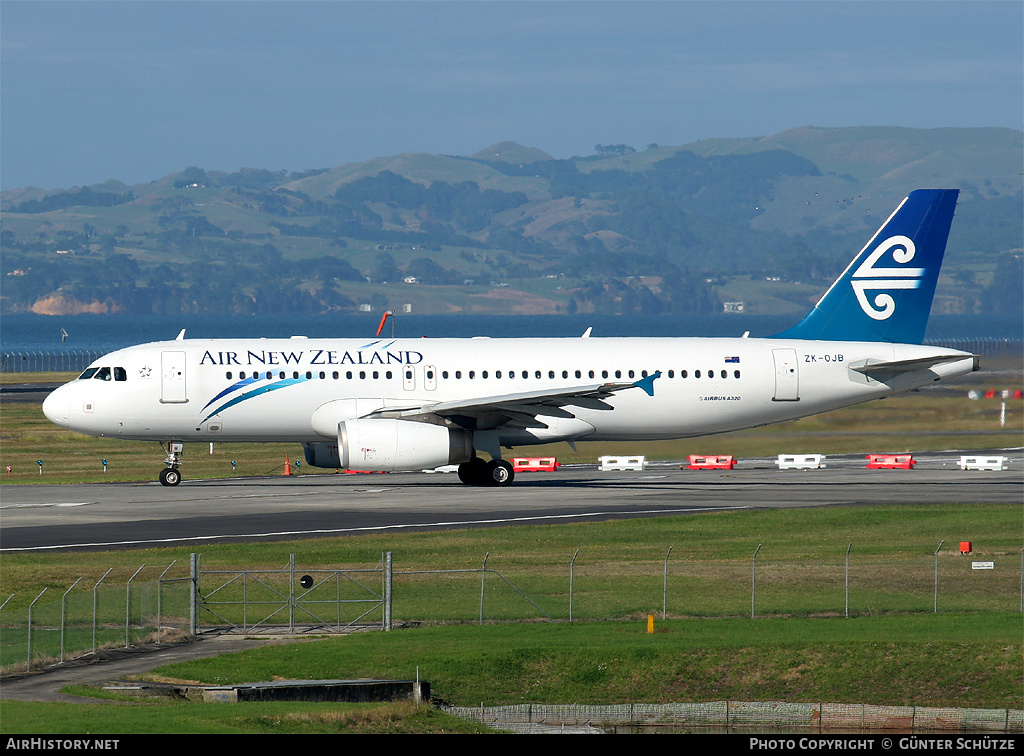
[94, 367, 111, 381]
[79, 367, 99, 380]
[113, 367, 127, 381]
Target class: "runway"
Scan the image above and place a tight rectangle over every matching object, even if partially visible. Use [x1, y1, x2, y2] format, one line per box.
[1, 450, 1020, 552]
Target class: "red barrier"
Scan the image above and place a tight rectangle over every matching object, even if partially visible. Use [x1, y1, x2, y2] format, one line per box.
[512, 457, 560, 472]
[865, 454, 916, 469]
[685, 455, 737, 470]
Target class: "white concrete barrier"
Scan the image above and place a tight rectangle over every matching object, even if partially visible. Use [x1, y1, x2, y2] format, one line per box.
[598, 455, 647, 471]
[959, 456, 1008, 471]
[776, 454, 826, 470]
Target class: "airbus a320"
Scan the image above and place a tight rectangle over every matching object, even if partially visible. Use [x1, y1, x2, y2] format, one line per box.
[43, 189, 976, 487]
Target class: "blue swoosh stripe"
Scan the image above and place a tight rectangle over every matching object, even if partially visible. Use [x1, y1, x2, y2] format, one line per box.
[201, 376, 260, 412]
[201, 378, 306, 422]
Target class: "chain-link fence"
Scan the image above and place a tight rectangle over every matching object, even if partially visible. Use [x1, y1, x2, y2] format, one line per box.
[2, 545, 1021, 675]
[1, 350, 106, 374]
[445, 701, 1024, 733]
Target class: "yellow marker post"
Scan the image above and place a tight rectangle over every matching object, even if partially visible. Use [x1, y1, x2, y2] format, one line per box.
[647, 613, 654, 634]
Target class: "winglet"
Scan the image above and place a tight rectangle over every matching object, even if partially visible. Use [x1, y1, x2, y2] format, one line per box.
[633, 370, 661, 397]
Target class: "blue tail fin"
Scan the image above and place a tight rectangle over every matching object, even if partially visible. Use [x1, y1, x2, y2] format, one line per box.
[774, 189, 959, 344]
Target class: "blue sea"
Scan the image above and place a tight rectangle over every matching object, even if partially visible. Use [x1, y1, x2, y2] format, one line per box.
[1, 312, 1021, 353]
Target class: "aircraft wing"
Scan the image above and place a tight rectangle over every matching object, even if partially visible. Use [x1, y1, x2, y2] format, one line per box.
[850, 353, 977, 381]
[367, 372, 660, 430]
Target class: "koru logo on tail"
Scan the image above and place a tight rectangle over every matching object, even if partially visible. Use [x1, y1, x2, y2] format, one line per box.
[851, 235, 925, 320]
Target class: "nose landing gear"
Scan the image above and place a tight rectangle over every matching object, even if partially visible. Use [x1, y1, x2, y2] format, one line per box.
[159, 441, 184, 486]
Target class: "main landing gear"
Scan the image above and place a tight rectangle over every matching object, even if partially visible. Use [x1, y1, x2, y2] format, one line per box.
[159, 441, 184, 487]
[457, 456, 515, 487]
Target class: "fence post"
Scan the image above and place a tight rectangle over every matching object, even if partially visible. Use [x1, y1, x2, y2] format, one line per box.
[157, 561, 177, 642]
[933, 540, 944, 614]
[92, 568, 112, 652]
[384, 551, 393, 631]
[662, 547, 673, 620]
[27, 588, 48, 671]
[125, 565, 145, 647]
[60, 578, 82, 661]
[845, 542, 852, 618]
[289, 554, 296, 633]
[569, 549, 579, 623]
[190, 553, 199, 636]
[479, 553, 489, 625]
[751, 544, 762, 618]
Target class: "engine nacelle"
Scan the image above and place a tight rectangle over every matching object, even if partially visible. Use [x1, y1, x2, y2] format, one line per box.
[337, 418, 472, 472]
[303, 441, 341, 468]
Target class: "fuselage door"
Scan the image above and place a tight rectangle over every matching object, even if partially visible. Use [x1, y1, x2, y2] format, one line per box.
[161, 351, 188, 403]
[772, 348, 800, 402]
[403, 365, 416, 391]
[424, 365, 437, 391]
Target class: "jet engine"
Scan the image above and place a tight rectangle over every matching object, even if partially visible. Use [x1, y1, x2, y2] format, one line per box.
[329, 418, 472, 472]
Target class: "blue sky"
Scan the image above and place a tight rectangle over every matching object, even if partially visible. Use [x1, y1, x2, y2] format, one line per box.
[2, 1, 1021, 190]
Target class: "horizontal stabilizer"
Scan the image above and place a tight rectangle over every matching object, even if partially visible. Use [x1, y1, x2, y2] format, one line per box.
[850, 353, 977, 380]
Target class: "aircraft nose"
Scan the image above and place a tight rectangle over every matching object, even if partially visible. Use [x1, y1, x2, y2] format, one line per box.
[42, 386, 70, 428]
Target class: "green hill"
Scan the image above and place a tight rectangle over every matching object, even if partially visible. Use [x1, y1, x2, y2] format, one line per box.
[1, 128, 1020, 318]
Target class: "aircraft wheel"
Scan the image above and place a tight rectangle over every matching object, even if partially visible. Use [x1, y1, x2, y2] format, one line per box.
[458, 457, 488, 486]
[486, 460, 515, 487]
[159, 467, 181, 487]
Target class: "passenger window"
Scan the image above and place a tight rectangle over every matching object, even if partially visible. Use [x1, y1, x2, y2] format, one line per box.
[734, 370, 741, 379]
[695, 370, 701, 378]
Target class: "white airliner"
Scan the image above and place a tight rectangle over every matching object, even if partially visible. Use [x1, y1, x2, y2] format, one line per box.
[43, 189, 977, 487]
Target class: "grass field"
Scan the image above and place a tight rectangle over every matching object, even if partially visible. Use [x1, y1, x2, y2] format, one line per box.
[1, 504, 1021, 734]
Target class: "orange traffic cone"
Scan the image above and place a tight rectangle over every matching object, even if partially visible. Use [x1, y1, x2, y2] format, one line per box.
[283, 456, 292, 476]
